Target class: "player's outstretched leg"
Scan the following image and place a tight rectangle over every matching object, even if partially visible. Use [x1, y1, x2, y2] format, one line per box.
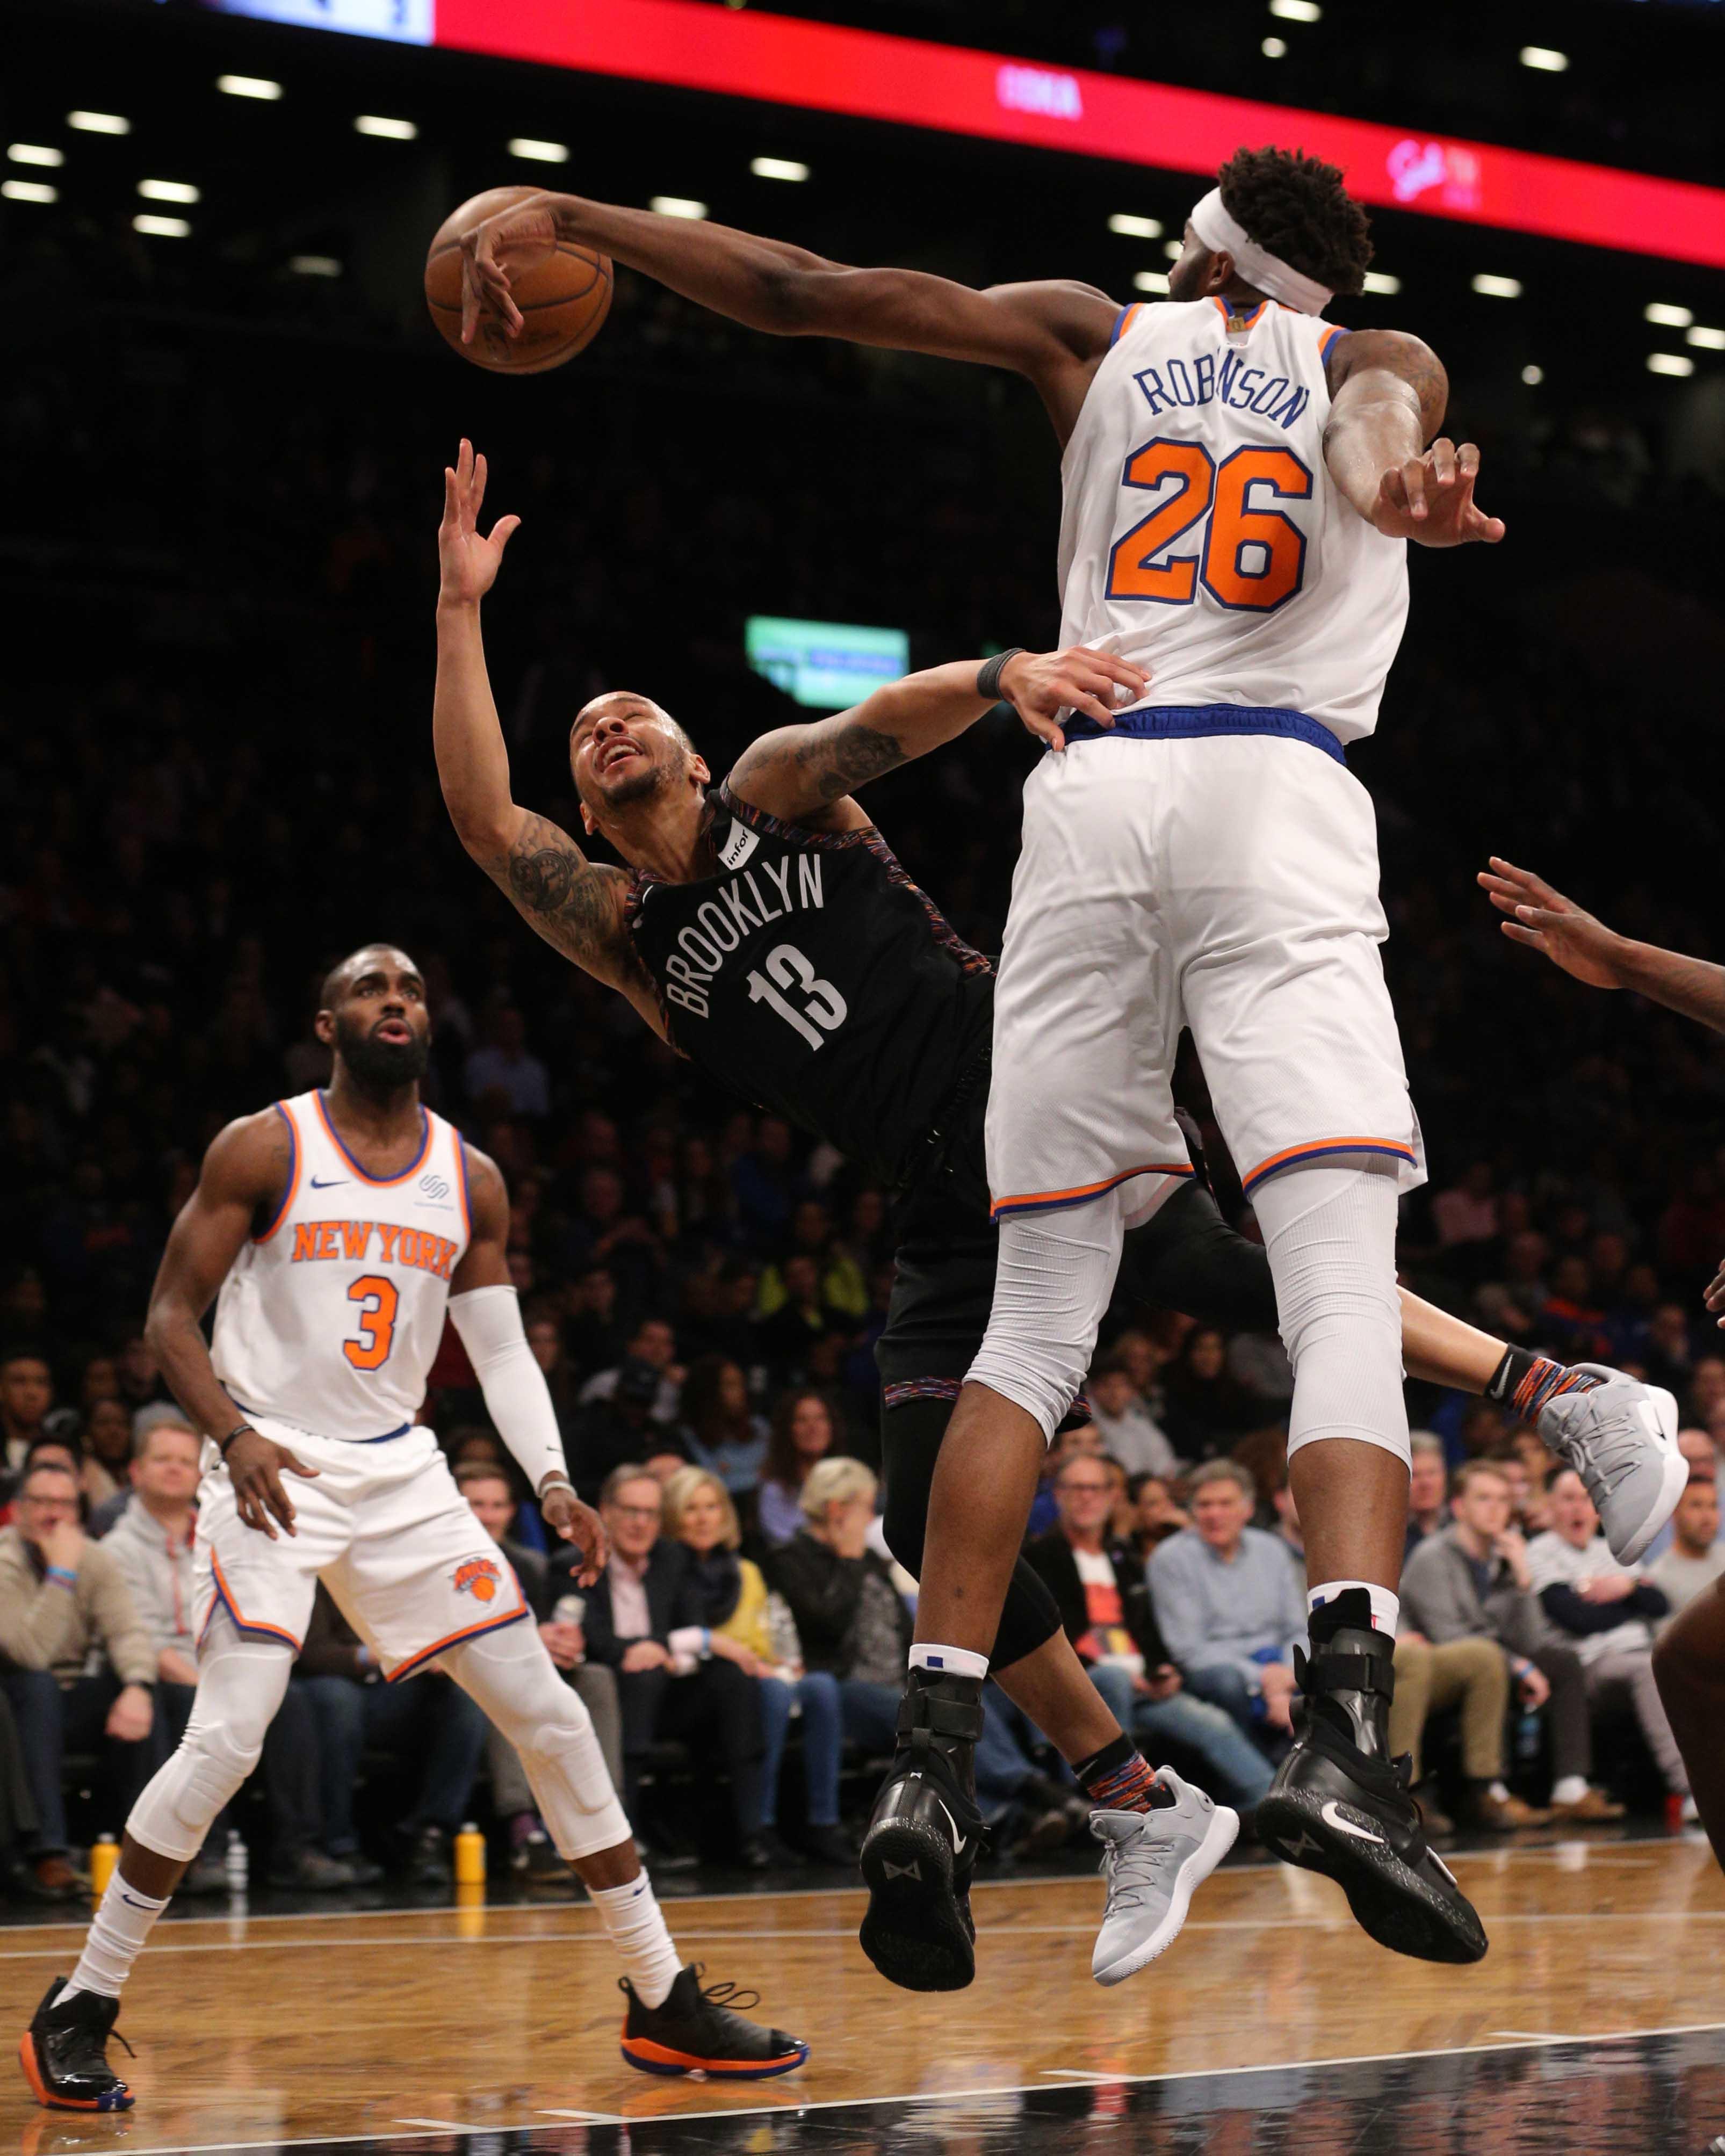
[441, 1623, 807, 2074]
[20, 1617, 292, 2111]
[1249, 1164, 1486, 1965]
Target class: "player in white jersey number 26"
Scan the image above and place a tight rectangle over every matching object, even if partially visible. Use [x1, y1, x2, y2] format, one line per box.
[21, 946, 806, 2113]
[449, 143, 1519, 1979]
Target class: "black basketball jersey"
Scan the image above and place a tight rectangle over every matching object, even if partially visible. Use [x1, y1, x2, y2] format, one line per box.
[625, 782, 994, 1188]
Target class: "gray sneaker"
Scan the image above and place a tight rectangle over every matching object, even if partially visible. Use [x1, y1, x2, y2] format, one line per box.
[1089, 1768, 1238, 1987]
[1538, 1362, 1686, 1565]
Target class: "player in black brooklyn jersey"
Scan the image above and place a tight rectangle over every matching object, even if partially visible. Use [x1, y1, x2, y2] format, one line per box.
[433, 442, 1674, 1992]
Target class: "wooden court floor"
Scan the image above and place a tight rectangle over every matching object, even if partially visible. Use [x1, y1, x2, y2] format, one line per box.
[3, 1835, 1725, 2154]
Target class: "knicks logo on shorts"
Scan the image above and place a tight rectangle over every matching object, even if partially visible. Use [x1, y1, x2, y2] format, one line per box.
[453, 1556, 503, 1604]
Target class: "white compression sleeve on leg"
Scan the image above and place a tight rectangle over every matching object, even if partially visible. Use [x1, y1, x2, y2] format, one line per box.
[127, 1614, 293, 1863]
[1251, 1162, 1410, 1467]
[449, 1285, 569, 1493]
[441, 1619, 633, 1861]
[965, 1191, 1126, 1441]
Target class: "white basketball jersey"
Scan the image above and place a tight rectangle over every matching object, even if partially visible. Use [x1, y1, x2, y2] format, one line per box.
[211, 1091, 471, 1442]
[1057, 298, 1409, 743]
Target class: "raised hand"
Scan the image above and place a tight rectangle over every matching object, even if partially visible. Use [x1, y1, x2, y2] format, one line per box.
[458, 196, 556, 346]
[1369, 439, 1505, 547]
[1477, 857, 1629, 989]
[1001, 644, 1151, 753]
[438, 439, 522, 607]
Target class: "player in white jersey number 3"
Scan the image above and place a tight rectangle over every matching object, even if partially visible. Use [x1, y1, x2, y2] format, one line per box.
[458, 144, 1683, 1984]
[20, 946, 806, 2111]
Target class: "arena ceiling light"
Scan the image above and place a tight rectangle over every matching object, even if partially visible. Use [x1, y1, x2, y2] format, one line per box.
[1, 178, 56, 203]
[354, 115, 417, 139]
[1687, 325, 1725, 350]
[1647, 352, 1694, 377]
[134, 213, 192, 237]
[1645, 302, 1693, 327]
[1108, 214, 1161, 239]
[1163, 238, 1183, 258]
[1268, 0, 1321, 20]
[1134, 269, 1170, 293]
[751, 156, 809, 181]
[1519, 47, 1569, 72]
[1472, 273, 1522, 298]
[1362, 270, 1400, 294]
[139, 179, 200, 205]
[650, 194, 707, 218]
[1261, 37, 1288, 57]
[1522, 364, 1544, 384]
[67, 111, 129, 135]
[290, 255, 342, 276]
[8, 144, 64, 168]
[216, 75, 282, 100]
[508, 138, 569, 162]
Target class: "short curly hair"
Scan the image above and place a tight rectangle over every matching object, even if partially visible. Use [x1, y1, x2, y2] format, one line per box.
[1216, 145, 1374, 299]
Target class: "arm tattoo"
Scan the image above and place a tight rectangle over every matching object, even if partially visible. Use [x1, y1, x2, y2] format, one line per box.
[795, 717, 907, 803]
[485, 813, 651, 992]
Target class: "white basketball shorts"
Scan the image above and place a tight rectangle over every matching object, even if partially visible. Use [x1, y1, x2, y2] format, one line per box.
[192, 1416, 531, 1680]
[985, 727, 1425, 1226]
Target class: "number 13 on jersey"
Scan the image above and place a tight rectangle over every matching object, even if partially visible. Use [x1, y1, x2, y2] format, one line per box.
[747, 943, 848, 1051]
[1107, 439, 1312, 612]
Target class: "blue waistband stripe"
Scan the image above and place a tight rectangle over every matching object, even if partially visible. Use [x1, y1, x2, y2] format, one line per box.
[1061, 704, 1346, 763]
[228, 1403, 410, 1446]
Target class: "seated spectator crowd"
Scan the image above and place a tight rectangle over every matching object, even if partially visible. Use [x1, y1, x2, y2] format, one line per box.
[4, 1296, 1718, 1904]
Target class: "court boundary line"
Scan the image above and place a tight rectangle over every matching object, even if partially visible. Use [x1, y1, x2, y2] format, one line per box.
[50, 2017, 1725, 2153]
[0, 1830, 1686, 1937]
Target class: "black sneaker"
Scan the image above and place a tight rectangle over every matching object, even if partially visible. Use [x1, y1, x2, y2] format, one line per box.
[859, 1667, 987, 1992]
[402, 1825, 452, 1888]
[19, 1980, 135, 2112]
[1255, 1592, 1488, 1965]
[618, 1964, 808, 2079]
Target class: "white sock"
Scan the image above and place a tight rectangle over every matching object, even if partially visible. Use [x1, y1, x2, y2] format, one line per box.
[1489, 1781, 1510, 1802]
[1551, 1775, 1589, 1806]
[63, 1873, 171, 2002]
[589, 1870, 682, 2009]
[1308, 1580, 1400, 1639]
[909, 1642, 989, 1682]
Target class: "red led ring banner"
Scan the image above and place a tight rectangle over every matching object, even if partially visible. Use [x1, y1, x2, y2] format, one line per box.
[428, 0, 1725, 272]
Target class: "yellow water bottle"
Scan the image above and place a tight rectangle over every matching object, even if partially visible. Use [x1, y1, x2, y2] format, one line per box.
[89, 1835, 119, 1898]
[453, 1821, 487, 1886]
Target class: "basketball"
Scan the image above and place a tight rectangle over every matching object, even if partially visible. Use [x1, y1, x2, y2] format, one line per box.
[425, 186, 612, 375]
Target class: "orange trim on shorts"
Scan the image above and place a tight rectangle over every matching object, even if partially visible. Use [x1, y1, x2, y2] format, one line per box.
[990, 1161, 1195, 1220]
[254, 1101, 302, 1244]
[1240, 1136, 1417, 1194]
[385, 1587, 531, 1683]
[201, 1551, 304, 1652]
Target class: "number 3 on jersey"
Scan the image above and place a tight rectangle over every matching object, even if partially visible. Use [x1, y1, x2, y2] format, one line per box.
[747, 943, 848, 1052]
[343, 1275, 399, 1370]
[1106, 438, 1312, 612]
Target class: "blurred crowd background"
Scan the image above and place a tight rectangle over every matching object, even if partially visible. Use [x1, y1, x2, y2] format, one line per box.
[4, 0, 1725, 1901]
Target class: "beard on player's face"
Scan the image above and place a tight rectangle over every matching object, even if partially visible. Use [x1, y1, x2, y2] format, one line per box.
[334, 1010, 430, 1089]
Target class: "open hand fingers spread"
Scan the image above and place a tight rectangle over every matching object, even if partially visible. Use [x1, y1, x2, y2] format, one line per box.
[472, 452, 488, 518]
[1500, 921, 1548, 951]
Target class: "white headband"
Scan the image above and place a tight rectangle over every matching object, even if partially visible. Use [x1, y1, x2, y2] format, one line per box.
[1188, 188, 1333, 316]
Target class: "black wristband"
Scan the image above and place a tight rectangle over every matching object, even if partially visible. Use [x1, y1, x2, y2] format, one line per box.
[218, 1423, 255, 1459]
[976, 648, 1026, 703]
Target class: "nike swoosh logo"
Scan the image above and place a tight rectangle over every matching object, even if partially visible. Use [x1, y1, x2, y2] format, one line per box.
[1320, 1800, 1387, 1846]
[119, 1893, 151, 1908]
[934, 1797, 969, 1858]
[309, 1176, 347, 1189]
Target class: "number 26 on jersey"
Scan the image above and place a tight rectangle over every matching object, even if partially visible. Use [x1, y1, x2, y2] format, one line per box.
[1107, 439, 1312, 613]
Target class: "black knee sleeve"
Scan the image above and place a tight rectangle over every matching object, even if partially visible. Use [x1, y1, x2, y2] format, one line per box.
[1122, 1180, 1280, 1331]
[879, 1397, 1064, 1672]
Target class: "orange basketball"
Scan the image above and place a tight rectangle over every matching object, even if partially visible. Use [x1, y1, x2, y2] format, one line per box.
[425, 186, 612, 375]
